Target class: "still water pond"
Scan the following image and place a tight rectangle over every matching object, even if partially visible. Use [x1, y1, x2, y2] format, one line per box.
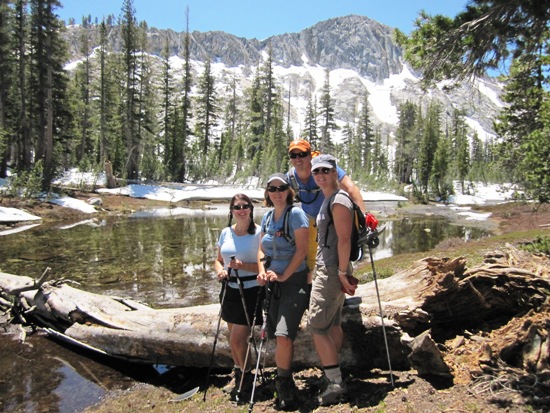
[0, 208, 490, 413]
[1, 210, 489, 308]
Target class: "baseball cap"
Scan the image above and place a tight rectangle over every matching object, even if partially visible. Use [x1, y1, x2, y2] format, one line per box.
[288, 140, 311, 153]
[311, 154, 337, 171]
[266, 173, 288, 185]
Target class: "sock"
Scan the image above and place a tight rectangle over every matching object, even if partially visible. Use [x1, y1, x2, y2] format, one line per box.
[324, 366, 342, 385]
[277, 367, 292, 378]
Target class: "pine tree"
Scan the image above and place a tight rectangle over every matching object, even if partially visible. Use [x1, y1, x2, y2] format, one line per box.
[0, 0, 13, 177]
[14, 0, 32, 172]
[262, 95, 287, 177]
[78, 16, 92, 163]
[97, 19, 124, 174]
[430, 132, 451, 200]
[371, 126, 388, 180]
[218, 75, 240, 176]
[318, 68, 337, 152]
[417, 101, 441, 198]
[195, 58, 218, 172]
[451, 109, 470, 194]
[495, 54, 548, 193]
[344, 122, 360, 175]
[262, 45, 276, 138]
[284, 81, 293, 140]
[160, 38, 174, 178]
[120, 0, 140, 180]
[357, 93, 374, 174]
[394, 101, 417, 184]
[178, 6, 193, 182]
[469, 132, 485, 182]
[246, 67, 265, 173]
[136, 21, 160, 180]
[29, 0, 69, 189]
[302, 96, 319, 146]
[521, 98, 550, 203]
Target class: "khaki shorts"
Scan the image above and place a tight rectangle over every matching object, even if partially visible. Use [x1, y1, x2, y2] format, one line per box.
[308, 266, 345, 335]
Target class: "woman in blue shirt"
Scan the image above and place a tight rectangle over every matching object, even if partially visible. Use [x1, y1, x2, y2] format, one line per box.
[214, 193, 262, 399]
[257, 173, 310, 409]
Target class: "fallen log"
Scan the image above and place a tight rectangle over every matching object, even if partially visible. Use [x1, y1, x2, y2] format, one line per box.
[1, 245, 548, 376]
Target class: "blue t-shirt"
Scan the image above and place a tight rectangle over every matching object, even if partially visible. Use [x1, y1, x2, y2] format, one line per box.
[217, 225, 261, 289]
[286, 166, 346, 218]
[260, 206, 309, 275]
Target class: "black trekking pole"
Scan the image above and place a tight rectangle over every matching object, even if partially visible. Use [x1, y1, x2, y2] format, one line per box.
[231, 256, 253, 329]
[248, 257, 273, 413]
[230, 255, 266, 403]
[203, 267, 231, 401]
[366, 226, 395, 387]
[235, 279, 264, 403]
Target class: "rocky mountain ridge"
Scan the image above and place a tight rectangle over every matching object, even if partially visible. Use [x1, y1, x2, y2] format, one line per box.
[63, 14, 503, 141]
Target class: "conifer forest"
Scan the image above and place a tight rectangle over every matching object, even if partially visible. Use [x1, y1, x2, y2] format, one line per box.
[0, 0, 548, 203]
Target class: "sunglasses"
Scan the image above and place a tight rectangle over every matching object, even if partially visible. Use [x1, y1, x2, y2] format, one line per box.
[231, 204, 251, 211]
[288, 151, 309, 159]
[312, 167, 332, 175]
[267, 184, 290, 193]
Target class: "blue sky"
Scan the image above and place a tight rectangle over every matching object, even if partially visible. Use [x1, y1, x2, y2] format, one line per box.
[57, 0, 468, 39]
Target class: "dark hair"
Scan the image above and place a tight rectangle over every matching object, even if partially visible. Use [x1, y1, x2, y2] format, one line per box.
[263, 186, 295, 208]
[228, 193, 256, 234]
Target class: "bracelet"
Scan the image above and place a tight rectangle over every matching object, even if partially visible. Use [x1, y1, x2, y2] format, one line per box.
[338, 269, 347, 275]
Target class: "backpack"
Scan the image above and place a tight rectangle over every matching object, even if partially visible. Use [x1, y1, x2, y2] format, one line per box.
[262, 206, 295, 246]
[287, 167, 322, 205]
[323, 192, 378, 261]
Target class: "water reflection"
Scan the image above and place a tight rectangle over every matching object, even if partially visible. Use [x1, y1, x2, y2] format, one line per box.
[371, 216, 485, 261]
[0, 213, 489, 308]
[0, 331, 137, 413]
[0, 215, 227, 308]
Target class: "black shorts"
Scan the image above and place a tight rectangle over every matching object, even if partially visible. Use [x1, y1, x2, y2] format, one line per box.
[266, 269, 311, 340]
[220, 284, 264, 326]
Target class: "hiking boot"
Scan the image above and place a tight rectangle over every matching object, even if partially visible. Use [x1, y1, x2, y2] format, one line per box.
[223, 367, 241, 395]
[234, 371, 255, 403]
[275, 376, 297, 410]
[318, 382, 346, 406]
[312, 374, 329, 392]
[239, 371, 254, 393]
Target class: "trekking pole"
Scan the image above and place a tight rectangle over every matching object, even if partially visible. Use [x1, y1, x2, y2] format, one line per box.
[203, 268, 231, 401]
[248, 258, 273, 413]
[230, 256, 253, 329]
[230, 255, 265, 403]
[366, 226, 395, 387]
[235, 281, 264, 403]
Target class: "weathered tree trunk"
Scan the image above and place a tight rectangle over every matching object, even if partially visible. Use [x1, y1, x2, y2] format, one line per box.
[104, 160, 117, 188]
[1, 245, 549, 375]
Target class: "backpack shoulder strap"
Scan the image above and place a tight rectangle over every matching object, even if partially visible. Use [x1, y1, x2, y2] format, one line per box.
[323, 191, 354, 247]
[287, 167, 321, 204]
[281, 205, 295, 246]
[262, 209, 274, 234]
[262, 207, 295, 246]
[287, 168, 299, 192]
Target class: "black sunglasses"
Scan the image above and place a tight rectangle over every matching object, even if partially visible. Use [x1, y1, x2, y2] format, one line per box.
[288, 151, 309, 159]
[312, 167, 332, 175]
[267, 184, 290, 193]
[231, 204, 252, 210]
